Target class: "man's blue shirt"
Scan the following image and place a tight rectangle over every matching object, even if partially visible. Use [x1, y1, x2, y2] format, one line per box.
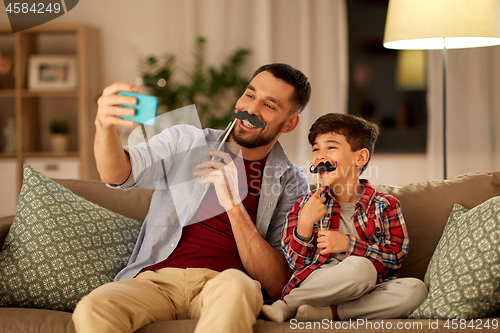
[109, 124, 309, 281]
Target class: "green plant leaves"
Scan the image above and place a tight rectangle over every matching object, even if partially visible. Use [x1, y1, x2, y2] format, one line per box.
[138, 37, 251, 129]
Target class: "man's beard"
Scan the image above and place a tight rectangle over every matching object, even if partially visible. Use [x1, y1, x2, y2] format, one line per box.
[231, 120, 285, 149]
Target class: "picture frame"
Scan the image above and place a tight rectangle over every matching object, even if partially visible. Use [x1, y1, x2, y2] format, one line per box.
[28, 55, 77, 91]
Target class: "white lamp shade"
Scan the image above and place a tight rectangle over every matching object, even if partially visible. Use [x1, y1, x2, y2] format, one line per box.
[384, 0, 500, 50]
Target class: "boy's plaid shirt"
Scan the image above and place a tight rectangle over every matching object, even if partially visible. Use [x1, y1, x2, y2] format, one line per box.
[281, 179, 409, 297]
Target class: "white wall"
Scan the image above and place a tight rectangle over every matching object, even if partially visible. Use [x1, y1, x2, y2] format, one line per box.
[1, 1, 438, 187]
[0, 159, 18, 216]
[367, 153, 430, 186]
[0, 1, 193, 86]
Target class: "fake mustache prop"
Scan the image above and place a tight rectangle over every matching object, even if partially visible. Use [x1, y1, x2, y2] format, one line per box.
[311, 161, 337, 231]
[231, 109, 267, 128]
[309, 161, 338, 174]
[210, 108, 267, 162]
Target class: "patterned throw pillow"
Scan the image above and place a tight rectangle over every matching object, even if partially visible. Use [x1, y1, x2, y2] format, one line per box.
[409, 196, 500, 319]
[0, 164, 142, 312]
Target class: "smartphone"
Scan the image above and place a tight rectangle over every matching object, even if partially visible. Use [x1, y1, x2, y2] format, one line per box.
[117, 91, 158, 126]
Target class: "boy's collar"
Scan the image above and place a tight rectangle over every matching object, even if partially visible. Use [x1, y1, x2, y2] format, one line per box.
[355, 179, 375, 211]
[323, 179, 375, 210]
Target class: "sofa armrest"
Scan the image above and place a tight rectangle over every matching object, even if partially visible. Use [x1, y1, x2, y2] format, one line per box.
[0, 215, 14, 249]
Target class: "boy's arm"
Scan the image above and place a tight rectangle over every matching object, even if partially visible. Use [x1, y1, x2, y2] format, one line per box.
[345, 198, 408, 278]
[281, 193, 322, 271]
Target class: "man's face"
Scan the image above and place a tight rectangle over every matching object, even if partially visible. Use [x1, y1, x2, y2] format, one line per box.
[231, 71, 296, 149]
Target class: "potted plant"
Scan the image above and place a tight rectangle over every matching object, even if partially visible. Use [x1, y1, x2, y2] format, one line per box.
[49, 120, 69, 153]
[139, 37, 251, 129]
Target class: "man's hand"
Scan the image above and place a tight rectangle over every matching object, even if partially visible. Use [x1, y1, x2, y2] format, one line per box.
[94, 82, 138, 185]
[296, 190, 327, 238]
[95, 82, 139, 129]
[317, 230, 350, 255]
[194, 150, 242, 211]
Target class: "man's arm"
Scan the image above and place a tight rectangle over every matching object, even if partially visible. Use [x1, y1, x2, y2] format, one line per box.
[94, 82, 138, 185]
[231, 171, 311, 299]
[195, 151, 307, 299]
[227, 205, 291, 300]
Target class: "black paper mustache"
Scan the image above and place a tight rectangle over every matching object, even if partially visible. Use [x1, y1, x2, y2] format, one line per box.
[231, 109, 267, 128]
[309, 161, 338, 174]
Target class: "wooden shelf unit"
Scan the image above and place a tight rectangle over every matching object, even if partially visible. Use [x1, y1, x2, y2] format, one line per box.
[0, 24, 102, 190]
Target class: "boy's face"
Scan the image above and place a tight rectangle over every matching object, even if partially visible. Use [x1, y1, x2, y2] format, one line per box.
[311, 132, 368, 187]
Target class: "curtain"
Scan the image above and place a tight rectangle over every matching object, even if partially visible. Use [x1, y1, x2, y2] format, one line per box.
[161, 0, 348, 172]
[427, 45, 500, 180]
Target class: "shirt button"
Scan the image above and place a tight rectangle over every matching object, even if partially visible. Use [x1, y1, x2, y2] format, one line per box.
[375, 227, 381, 232]
[170, 243, 175, 247]
[269, 203, 273, 207]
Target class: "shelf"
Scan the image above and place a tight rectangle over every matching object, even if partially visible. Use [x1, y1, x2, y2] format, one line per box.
[0, 152, 17, 158]
[0, 90, 78, 98]
[22, 151, 80, 158]
[0, 90, 16, 97]
[20, 90, 79, 98]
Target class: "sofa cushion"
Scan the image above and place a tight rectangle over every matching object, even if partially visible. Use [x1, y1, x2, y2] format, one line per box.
[409, 196, 500, 319]
[376, 171, 500, 280]
[0, 164, 142, 312]
[0, 308, 76, 333]
[51, 178, 154, 222]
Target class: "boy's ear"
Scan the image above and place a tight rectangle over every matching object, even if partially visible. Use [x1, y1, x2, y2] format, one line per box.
[281, 113, 300, 134]
[356, 148, 370, 168]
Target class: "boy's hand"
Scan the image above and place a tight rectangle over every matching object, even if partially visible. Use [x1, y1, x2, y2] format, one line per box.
[317, 230, 350, 255]
[296, 190, 327, 238]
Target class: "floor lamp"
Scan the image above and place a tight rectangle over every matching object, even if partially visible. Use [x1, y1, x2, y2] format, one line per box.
[383, 0, 500, 179]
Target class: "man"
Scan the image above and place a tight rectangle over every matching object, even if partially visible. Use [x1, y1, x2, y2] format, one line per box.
[72, 63, 312, 333]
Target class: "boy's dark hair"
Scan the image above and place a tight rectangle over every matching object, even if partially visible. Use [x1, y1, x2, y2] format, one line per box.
[252, 63, 311, 115]
[308, 113, 380, 173]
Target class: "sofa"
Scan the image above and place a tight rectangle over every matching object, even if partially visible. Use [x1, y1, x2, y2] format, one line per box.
[1, 171, 500, 333]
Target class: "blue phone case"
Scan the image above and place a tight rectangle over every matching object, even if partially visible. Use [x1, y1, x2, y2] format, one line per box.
[117, 91, 158, 126]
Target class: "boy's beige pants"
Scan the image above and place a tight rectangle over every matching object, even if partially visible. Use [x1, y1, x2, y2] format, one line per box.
[72, 268, 263, 333]
[284, 256, 428, 320]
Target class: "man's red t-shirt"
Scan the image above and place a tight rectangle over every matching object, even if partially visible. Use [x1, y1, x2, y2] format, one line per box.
[143, 153, 266, 273]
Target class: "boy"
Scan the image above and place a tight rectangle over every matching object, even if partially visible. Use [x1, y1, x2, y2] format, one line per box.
[262, 113, 427, 322]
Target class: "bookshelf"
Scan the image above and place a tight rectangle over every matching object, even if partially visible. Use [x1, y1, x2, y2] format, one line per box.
[0, 24, 102, 214]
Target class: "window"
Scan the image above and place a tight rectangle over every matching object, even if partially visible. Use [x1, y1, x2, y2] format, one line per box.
[347, 0, 427, 153]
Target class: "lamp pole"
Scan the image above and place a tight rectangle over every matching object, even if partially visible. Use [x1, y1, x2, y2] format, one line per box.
[442, 40, 448, 180]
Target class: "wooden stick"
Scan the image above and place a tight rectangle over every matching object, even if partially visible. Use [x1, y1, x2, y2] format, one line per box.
[211, 119, 237, 161]
[211, 119, 237, 207]
[317, 173, 322, 230]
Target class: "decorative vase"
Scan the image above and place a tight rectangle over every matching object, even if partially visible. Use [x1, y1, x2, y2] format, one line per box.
[50, 134, 69, 153]
[3, 117, 16, 152]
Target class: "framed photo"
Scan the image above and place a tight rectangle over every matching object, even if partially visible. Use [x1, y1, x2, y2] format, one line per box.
[28, 55, 77, 91]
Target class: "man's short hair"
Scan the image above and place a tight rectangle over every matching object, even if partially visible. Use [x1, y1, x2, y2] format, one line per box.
[308, 113, 380, 173]
[252, 63, 311, 114]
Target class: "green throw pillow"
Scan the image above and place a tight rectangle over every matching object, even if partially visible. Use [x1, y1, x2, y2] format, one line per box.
[0, 164, 142, 312]
[410, 196, 500, 319]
